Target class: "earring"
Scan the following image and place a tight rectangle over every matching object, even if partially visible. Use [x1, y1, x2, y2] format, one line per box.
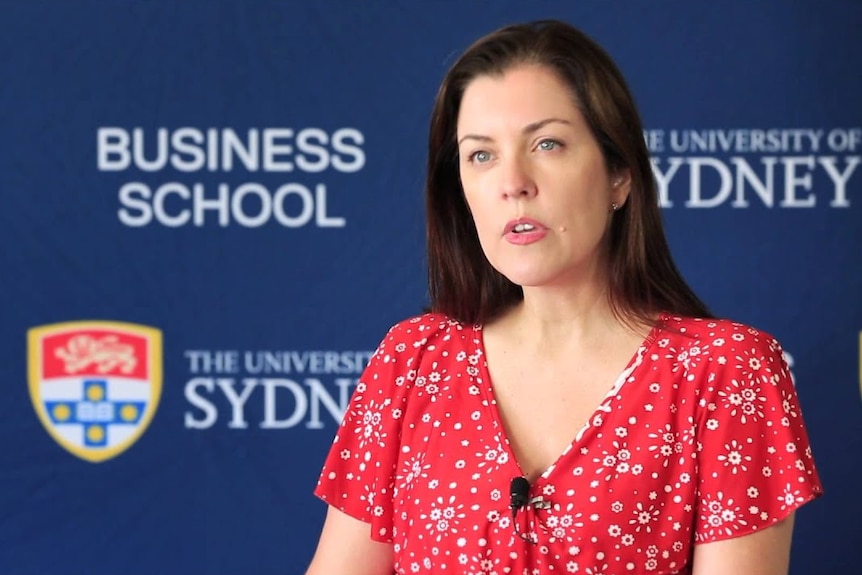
[611, 203, 619, 212]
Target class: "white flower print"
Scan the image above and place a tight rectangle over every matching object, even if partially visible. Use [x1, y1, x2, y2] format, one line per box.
[781, 388, 799, 418]
[475, 438, 507, 474]
[621, 533, 635, 546]
[734, 347, 767, 378]
[648, 424, 682, 467]
[351, 398, 389, 449]
[468, 548, 501, 575]
[716, 439, 751, 474]
[546, 502, 585, 543]
[425, 382, 441, 400]
[717, 379, 766, 424]
[593, 440, 634, 480]
[779, 484, 806, 511]
[675, 343, 707, 371]
[397, 452, 430, 490]
[697, 491, 748, 541]
[420, 494, 466, 542]
[629, 502, 660, 533]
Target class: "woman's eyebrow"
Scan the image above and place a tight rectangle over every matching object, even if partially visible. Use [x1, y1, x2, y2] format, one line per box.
[458, 117, 572, 146]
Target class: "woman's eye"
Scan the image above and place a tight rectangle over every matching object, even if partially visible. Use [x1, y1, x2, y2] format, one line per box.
[537, 139, 561, 151]
[470, 151, 491, 164]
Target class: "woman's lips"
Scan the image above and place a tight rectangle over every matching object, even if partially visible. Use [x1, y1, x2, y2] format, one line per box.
[503, 217, 548, 245]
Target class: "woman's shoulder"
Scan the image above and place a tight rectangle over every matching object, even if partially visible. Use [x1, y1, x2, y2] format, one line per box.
[658, 313, 781, 349]
[369, 312, 476, 362]
[381, 311, 474, 344]
[358, 312, 477, 394]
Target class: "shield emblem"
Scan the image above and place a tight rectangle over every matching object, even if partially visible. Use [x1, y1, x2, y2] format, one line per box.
[27, 321, 162, 462]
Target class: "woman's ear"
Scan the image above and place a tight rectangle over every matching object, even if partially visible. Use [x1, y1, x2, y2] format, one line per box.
[611, 169, 632, 208]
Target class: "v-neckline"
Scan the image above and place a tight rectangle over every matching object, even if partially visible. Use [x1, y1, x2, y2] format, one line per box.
[473, 314, 665, 485]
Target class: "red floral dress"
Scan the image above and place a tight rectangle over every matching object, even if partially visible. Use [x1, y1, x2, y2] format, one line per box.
[315, 313, 823, 574]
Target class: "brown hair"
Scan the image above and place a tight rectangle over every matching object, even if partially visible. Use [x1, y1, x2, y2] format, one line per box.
[425, 19, 711, 326]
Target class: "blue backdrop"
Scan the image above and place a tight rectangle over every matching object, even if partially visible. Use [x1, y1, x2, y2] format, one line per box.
[1, 1, 860, 573]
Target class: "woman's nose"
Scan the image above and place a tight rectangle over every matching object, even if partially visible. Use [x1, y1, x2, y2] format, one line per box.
[500, 157, 537, 199]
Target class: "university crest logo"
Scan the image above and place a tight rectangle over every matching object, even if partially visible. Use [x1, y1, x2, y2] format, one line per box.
[27, 321, 162, 462]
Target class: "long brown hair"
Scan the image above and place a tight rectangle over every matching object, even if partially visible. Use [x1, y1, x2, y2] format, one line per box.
[426, 20, 711, 326]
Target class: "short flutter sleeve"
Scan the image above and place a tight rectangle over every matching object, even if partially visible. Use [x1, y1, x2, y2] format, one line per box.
[692, 322, 823, 544]
[314, 318, 420, 543]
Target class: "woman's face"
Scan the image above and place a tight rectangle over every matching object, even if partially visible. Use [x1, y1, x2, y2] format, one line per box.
[456, 64, 630, 290]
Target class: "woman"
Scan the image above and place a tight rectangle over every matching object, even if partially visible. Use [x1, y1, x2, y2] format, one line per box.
[306, 20, 822, 574]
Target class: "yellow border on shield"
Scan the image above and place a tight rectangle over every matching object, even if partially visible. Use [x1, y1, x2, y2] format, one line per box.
[27, 321, 163, 463]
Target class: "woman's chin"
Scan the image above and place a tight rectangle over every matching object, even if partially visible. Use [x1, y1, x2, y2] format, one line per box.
[500, 269, 562, 289]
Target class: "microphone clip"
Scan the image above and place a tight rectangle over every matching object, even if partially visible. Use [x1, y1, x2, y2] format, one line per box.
[527, 495, 550, 510]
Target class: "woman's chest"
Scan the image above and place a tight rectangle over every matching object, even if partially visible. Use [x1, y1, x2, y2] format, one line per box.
[387, 355, 700, 574]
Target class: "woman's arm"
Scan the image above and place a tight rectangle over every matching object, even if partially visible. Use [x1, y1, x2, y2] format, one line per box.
[692, 513, 795, 575]
[305, 506, 394, 575]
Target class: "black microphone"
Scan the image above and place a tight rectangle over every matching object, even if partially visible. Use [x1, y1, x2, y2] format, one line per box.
[509, 476, 530, 517]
